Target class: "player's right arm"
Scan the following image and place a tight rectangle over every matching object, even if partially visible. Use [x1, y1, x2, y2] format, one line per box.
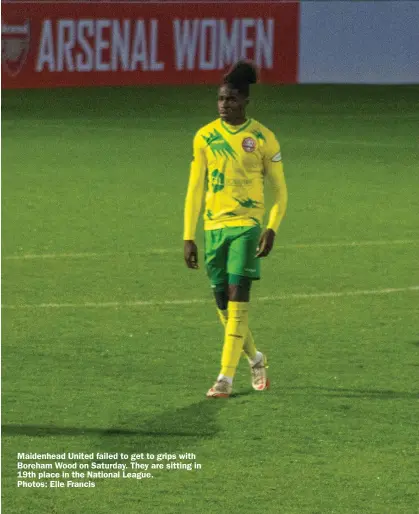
[183, 132, 207, 269]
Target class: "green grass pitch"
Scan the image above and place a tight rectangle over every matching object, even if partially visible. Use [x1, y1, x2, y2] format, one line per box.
[2, 84, 419, 514]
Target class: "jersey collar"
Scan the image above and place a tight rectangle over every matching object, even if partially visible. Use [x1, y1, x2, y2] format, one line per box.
[221, 118, 252, 135]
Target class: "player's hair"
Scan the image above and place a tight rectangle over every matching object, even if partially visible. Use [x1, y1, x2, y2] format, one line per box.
[223, 60, 258, 97]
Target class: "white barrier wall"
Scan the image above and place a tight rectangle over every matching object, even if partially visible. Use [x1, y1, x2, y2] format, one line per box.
[299, 1, 419, 84]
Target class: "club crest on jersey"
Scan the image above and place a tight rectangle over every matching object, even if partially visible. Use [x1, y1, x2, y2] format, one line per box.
[2, 19, 30, 77]
[242, 137, 256, 153]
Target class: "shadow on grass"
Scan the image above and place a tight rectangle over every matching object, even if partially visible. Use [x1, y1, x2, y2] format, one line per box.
[283, 386, 418, 400]
[2, 390, 266, 456]
[2, 399, 224, 439]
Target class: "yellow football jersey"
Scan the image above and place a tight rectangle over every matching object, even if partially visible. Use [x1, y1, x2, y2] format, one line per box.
[184, 117, 286, 239]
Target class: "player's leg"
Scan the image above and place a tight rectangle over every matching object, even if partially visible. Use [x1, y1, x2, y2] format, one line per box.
[204, 228, 229, 297]
[212, 227, 257, 356]
[226, 226, 269, 391]
[212, 277, 262, 393]
[209, 227, 259, 396]
[204, 230, 232, 397]
[217, 275, 252, 383]
[214, 283, 228, 327]
[206, 226, 268, 397]
[213, 277, 257, 360]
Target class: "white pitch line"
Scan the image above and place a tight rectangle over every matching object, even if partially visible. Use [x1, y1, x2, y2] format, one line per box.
[3, 239, 419, 261]
[2, 286, 418, 310]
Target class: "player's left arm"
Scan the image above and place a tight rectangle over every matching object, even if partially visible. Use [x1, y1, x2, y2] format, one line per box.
[256, 134, 288, 258]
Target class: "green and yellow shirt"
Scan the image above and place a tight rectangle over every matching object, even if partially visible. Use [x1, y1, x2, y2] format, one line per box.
[184, 118, 287, 240]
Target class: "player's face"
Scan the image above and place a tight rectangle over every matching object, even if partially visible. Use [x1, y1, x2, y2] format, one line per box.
[217, 85, 247, 124]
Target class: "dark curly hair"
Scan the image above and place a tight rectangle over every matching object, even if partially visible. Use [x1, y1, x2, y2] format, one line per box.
[223, 60, 258, 98]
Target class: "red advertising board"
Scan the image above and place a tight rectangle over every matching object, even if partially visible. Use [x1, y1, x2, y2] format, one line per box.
[1, 2, 299, 89]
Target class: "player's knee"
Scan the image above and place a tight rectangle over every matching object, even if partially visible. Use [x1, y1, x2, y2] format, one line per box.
[213, 283, 228, 310]
[228, 276, 251, 302]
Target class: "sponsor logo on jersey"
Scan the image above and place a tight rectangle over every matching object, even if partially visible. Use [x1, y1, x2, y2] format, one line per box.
[242, 137, 257, 153]
[271, 152, 282, 162]
[2, 19, 30, 77]
[225, 178, 253, 187]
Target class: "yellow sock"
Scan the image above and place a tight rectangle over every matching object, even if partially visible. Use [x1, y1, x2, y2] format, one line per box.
[242, 330, 257, 361]
[217, 308, 257, 361]
[217, 309, 228, 327]
[220, 302, 249, 378]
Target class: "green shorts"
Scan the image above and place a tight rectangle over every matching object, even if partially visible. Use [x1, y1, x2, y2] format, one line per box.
[204, 226, 261, 287]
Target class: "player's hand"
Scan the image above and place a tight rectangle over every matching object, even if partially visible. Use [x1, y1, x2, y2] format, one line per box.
[256, 229, 276, 258]
[184, 240, 199, 269]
